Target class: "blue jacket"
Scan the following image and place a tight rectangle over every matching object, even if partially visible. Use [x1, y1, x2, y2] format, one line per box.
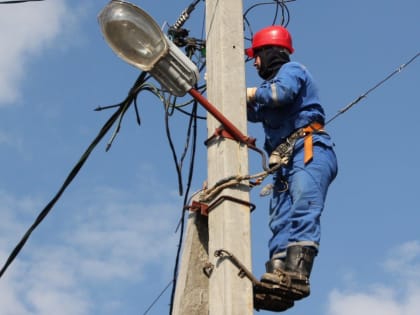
[247, 61, 333, 154]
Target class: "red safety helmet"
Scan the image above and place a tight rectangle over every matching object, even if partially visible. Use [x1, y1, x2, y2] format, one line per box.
[246, 25, 294, 58]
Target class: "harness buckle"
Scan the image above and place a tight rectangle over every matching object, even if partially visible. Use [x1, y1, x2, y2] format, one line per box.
[268, 122, 325, 167]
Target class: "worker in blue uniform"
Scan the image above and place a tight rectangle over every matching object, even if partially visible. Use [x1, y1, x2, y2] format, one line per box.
[245, 25, 338, 309]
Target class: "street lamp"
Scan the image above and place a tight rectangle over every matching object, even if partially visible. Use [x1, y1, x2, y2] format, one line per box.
[98, 0, 255, 147]
[98, 0, 199, 97]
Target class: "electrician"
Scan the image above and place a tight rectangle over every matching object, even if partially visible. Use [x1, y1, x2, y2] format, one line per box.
[245, 25, 338, 308]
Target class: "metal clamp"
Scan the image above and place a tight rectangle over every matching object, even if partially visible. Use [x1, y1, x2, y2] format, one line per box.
[187, 195, 256, 216]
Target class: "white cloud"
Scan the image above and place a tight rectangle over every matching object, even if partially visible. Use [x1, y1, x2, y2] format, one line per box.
[65, 198, 179, 281]
[0, 0, 73, 105]
[0, 264, 31, 315]
[0, 131, 23, 152]
[0, 189, 90, 315]
[327, 241, 420, 315]
[0, 185, 181, 315]
[0, 190, 43, 248]
[328, 288, 401, 315]
[0, 253, 91, 315]
[328, 286, 420, 315]
[383, 240, 420, 279]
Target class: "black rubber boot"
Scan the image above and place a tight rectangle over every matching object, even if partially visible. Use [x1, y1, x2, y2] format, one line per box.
[260, 259, 299, 299]
[266, 257, 286, 272]
[284, 245, 317, 300]
[259, 246, 317, 301]
[260, 258, 291, 286]
[254, 258, 294, 312]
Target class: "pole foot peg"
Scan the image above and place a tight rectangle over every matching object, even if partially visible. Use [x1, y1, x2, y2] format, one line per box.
[253, 282, 294, 312]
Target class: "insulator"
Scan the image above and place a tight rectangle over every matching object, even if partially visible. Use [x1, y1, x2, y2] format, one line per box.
[173, 10, 189, 30]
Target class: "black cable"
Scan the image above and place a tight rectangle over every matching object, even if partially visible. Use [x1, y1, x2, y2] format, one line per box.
[0, 0, 44, 3]
[0, 107, 123, 278]
[177, 102, 196, 193]
[326, 52, 420, 125]
[164, 98, 185, 196]
[271, 0, 291, 27]
[97, 72, 149, 151]
[142, 280, 174, 315]
[127, 86, 200, 315]
[166, 94, 178, 117]
[162, 49, 206, 197]
[100, 76, 202, 315]
[175, 106, 206, 120]
[168, 100, 199, 315]
[244, 0, 293, 42]
[0, 72, 148, 279]
[163, 89, 200, 195]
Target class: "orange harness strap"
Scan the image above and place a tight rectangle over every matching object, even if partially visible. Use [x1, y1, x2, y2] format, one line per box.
[302, 122, 324, 164]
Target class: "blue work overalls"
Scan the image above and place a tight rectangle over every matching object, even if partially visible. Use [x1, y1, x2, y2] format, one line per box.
[247, 61, 338, 259]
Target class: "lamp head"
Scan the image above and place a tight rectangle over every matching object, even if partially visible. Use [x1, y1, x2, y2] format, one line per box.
[98, 0, 168, 71]
[99, 0, 199, 96]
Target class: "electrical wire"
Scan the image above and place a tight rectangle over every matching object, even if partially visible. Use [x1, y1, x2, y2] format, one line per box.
[164, 96, 197, 189]
[157, 8, 209, 313]
[120, 76, 203, 315]
[168, 99, 199, 315]
[0, 71, 149, 279]
[160, 44, 206, 197]
[326, 52, 420, 125]
[0, 0, 44, 3]
[244, 0, 294, 43]
[96, 73, 203, 315]
[142, 280, 174, 315]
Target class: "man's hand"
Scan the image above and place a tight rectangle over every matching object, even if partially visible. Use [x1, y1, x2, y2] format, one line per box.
[246, 87, 257, 103]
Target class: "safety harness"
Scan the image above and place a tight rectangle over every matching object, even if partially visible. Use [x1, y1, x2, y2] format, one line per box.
[302, 122, 325, 164]
[269, 122, 325, 167]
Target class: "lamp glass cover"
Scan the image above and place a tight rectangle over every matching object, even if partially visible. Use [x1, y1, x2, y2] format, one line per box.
[98, 0, 168, 71]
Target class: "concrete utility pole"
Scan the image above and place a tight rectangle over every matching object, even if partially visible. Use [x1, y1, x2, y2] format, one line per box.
[172, 211, 209, 315]
[205, 0, 253, 314]
[172, 1, 253, 314]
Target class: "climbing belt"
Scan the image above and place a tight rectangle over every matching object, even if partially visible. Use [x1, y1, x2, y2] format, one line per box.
[269, 122, 325, 167]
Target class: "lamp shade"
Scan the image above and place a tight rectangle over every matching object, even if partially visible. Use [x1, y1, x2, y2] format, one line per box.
[98, 0, 168, 71]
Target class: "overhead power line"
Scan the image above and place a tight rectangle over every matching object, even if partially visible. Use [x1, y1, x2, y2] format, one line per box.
[142, 280, 174, 315]
[0, 0, 45, 4]
[326, 52, 420, 125]
[0, 71, 149, 279]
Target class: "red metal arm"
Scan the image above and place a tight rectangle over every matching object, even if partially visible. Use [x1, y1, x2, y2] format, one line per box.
[188, 88, 256, 147]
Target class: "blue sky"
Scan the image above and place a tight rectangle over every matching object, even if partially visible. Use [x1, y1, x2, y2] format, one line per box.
[0, 1, 419, 315]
